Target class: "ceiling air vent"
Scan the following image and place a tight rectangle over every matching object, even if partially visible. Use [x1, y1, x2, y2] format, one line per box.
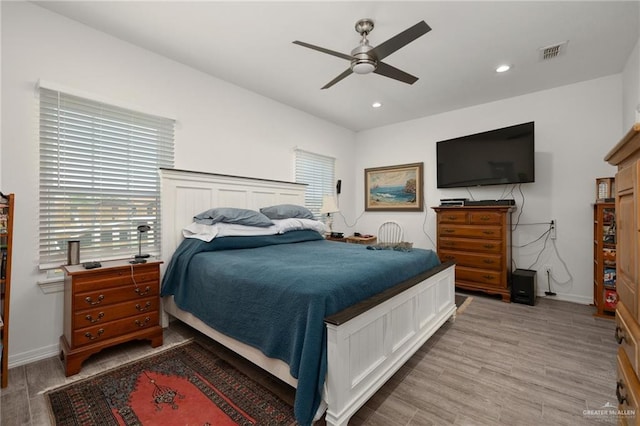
[539, 41, 568, 61]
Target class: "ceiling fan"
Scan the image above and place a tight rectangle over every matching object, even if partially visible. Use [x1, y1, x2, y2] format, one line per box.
[293, 19, 431, 89]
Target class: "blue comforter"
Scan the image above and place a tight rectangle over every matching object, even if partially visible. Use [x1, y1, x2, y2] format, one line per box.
[161, 230, 440, 425]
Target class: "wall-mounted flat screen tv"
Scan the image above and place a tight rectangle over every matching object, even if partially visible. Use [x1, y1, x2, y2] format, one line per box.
[436, 121, 535, 188]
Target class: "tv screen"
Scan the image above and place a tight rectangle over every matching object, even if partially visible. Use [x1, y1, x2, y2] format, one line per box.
[436, 122, 535, 188]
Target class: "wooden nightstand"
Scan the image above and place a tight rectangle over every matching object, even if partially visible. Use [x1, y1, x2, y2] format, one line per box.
[345, 235, 377, 245]
[326, 235, 347, 242]
[60, 259, 164, 376]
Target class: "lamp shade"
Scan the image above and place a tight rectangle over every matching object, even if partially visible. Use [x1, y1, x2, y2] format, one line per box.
[320, 195, 339, 214]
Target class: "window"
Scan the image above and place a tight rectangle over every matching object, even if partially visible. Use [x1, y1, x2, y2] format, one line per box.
[39, 87, 175, 268]
[294, 149, 335, 217]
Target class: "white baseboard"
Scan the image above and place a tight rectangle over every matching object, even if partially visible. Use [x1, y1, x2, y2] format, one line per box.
[8, 343, 60, 369]
[536, 290, 591, 305]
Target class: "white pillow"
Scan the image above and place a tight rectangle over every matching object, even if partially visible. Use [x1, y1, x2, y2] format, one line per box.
[272, 218, 327, 235]
[183, 222, 279, 242]
[182, 222, 219, 242]
[182, 218, 324, 242]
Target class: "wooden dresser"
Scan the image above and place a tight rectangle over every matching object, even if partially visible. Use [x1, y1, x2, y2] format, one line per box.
[606, 124, 640, 418]
[433, 206, 513, 302]
[60, 259, 164, 376]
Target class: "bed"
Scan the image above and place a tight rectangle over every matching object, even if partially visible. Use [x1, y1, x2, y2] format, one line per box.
[159, 168, 456, 426]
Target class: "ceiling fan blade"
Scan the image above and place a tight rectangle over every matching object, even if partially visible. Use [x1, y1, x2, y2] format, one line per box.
[292, 41, 352, 61]
[370, 21, 431, 61]
[374, 62, 419, 85]
[321, 68, 354, 89]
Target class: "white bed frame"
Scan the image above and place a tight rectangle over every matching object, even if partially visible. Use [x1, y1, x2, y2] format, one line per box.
[159, 168, 456, 426]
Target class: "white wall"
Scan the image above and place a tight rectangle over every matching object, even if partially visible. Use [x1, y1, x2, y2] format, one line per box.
[352, 75, 622, 304]
[1, 2, 355, 366]
[622, 37, 640, 130]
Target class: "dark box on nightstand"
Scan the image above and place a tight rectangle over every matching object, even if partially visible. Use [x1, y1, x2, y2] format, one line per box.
[512, 268, 537, 306]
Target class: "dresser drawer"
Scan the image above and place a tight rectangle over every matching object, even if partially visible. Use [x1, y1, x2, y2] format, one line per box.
[438, 237, 502, 253]
[74, 282, 158, 309]
[617, 348, 640, 424]
[617, 302, 640, 374]
[73, 311, 160, 347]
[440, 250, 502, 271]
[73, 267, 160, 293]
[439, 224, 502, 239]
[469, 211, 504, 225]
[73, 297, 158, 329]
[438, 211, 467, 224]
[456, 266, 505, 287]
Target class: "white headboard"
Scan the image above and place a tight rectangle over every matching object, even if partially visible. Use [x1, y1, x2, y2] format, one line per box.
[160, 168, 307, 265]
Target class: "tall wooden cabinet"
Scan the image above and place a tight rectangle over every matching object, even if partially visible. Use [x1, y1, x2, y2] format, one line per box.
[605, 123, 640, 416]
[0, 193, 14, 388]
[593, 202, 617, 318]
[433, 206, 513, 302]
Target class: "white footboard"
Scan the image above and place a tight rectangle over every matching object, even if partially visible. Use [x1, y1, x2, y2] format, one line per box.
[324, 263, 456, 426]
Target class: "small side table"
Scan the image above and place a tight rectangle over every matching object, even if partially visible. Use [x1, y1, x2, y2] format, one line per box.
[346, 235, 377, 245]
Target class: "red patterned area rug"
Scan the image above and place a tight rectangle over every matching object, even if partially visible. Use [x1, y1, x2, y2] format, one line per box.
[46, 341, 297, 426]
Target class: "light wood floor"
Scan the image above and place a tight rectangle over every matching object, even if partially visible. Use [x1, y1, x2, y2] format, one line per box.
[0, 294, 617, 425]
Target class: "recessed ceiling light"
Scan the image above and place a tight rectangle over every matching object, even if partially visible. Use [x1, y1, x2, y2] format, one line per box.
[496, 64, 511, 73]
[372, 102, 383, 108]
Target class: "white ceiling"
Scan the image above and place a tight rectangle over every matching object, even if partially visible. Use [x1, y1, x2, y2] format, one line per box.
[34, 1, 639, 131]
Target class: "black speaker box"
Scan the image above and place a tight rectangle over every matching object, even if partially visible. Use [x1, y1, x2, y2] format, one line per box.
[512, 268, 536, 305]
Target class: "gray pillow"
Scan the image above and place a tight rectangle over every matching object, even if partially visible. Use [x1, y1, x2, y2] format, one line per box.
[260, 204, 315, 220]
[194, 207, 273, 227]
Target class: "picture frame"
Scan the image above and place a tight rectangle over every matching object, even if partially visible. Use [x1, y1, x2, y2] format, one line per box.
[365, 162, 424, 211]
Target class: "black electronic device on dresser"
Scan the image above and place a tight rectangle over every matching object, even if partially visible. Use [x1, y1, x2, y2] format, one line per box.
[512, 268, 537, 305]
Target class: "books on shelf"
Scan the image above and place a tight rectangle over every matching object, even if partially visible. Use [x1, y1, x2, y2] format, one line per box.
[604, 267, 617, 288]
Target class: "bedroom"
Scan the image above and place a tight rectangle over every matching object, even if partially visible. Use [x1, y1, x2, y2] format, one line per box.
[1, 0, 639, 424]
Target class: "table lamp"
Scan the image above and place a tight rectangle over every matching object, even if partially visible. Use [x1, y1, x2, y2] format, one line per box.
[320, 195, 339, 235]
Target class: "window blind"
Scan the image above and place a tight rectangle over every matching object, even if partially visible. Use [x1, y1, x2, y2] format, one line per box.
[39, 87, 175, 268]
[294, 149, 335, 217]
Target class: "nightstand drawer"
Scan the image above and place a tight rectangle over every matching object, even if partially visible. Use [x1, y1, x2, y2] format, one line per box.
[73, 267, 159, 292]
[72, 311, 159, 347]
[74, 282, 158, 309]
[73, 297, 159, 329]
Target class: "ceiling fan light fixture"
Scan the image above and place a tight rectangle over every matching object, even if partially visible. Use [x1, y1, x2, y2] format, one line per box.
[352, 60, 376, 74]
[496, 64, 511, 73]
[372, 101, 383, 108]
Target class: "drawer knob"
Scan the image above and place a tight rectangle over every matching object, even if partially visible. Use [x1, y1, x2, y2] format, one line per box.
[480, 216, 491, 221]
[134, 286, 151, 297]
[84, 295, 104, 306]
[447, 216, 458, 220]
[483, 244, 495, 249]
[482, 275, 495, 280]
[482, 230, 495, 235]
[483, 259, 495, 264]
[617, 380, 628, 405]
[85, 312, 105, 324]
[135, 317, 151, 327]
[85, 329, 104, 341]
[444, 229, 455, 234]
[136, 302, 152, 312]
[615, 326, 627, 344]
